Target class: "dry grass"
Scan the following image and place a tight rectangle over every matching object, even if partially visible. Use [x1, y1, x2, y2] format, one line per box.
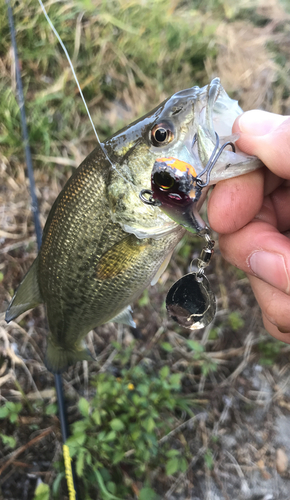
[1, 0, 290, 499]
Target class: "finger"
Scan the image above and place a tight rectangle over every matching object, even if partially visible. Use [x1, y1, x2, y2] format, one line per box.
[262, 314, 290, 343]
[270, 184, 290, 233]
[253, 195, 277, 227]
[264, 169, 283, 197]
[233, 111, 290, 180]
[218, 220, 290, 296]
[208, 168, 264, 234]
[248, 274, 290, 337]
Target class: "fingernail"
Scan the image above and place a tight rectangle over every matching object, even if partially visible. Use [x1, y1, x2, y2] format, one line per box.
[249, 251, 290, 293]
[238, 110, 289, 136]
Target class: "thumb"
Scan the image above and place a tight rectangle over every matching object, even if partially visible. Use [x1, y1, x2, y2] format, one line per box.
[233, 110, 290, 179]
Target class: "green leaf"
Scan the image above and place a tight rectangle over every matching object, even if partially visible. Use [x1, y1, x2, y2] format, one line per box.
[45, 403, 58, 416]
[67, 432, 86, 447]
[0, 407, 8, 419]
[179, 457, 188, 472]
[105, 431, 116, 441]
[92, 409, 101, 425]
[208, 328, 218, 340]
[159, 365, 170, 379]
[78, 397, 90, 417]
[228, 311, 244, 331]
[76, 449, 86, 477]
[72, 420, 88, 434]
[204, 449, 214, 470]
[132, 394, 141, 405]
[166, 457, 180, 476]
[187, 340, 204, 353]
[142, 417, 155, 433]
[110, 418, 125, 431]
[201, 359, 217, 376]
[107, 481, 117, 494]
[161, 342, 173, 352]
[32, 482, 50, 500]
[139, 487, 158, 500]
[112, 450, 124, 464]
[131, 430, 141, 441]
[0, 272, 4, 282]
[15, 402, 22, 412]
[137, 384, 149, 396]
[165, 449, 180, 458]
[9, 413, 18, 424]
[169, 373, 182, 389]
[0, 434, 16, 448]
[52, 472, 64, 496]
[94, 469, 121, 499]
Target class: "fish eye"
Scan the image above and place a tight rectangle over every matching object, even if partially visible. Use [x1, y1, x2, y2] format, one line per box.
[153, 171, 175, 190]
[150, 122, 174, 147]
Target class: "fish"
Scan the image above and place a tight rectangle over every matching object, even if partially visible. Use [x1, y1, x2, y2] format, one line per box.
[5, 77, 262, 373]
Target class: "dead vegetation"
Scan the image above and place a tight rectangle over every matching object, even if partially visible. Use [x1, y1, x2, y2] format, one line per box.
[1, 0, 290, 499]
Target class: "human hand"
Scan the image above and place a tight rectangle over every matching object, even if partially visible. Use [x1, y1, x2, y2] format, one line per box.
[208, 110, 290, 342]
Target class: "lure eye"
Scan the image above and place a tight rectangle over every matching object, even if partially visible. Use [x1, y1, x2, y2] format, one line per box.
[150, 122, 174, 147]
[153, 171, 175, 190]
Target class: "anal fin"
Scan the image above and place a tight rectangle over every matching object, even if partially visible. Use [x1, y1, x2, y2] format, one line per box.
[109, 306, 136, 328]
[5, 257, 43, 323]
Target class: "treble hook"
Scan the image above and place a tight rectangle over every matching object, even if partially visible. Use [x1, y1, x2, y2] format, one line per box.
[195, 132, 235, 189]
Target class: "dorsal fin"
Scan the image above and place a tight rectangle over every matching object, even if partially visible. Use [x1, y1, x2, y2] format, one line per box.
[5, 257, 43, 323]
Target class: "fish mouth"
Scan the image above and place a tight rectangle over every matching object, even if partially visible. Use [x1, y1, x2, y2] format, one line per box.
[173, 78, 263, 184]
[143, 85, 264, 233]
[128, 78, 264, 238]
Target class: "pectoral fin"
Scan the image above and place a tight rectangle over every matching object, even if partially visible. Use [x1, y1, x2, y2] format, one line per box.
[5, 258, 43, 323]
[96, 234, 148, 280]
[151, 251, 173, 286]
[109, 306, 136, 328]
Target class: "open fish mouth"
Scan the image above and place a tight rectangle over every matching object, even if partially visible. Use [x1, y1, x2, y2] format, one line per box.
[154, 77, 263, 184]
[140, 77, 263, 233]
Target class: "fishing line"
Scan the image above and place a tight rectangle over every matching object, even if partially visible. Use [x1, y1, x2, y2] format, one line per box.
[6, 1, 78, 498]
[37, 0, 141, 197]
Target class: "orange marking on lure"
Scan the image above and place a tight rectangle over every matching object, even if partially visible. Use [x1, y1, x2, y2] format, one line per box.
[156, 157, 197, 178]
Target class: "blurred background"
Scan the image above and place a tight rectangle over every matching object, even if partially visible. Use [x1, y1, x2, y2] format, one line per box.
[1, 1, 290, 499]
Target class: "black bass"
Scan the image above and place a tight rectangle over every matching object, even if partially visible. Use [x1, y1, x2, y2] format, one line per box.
[6, 78, 261, 373]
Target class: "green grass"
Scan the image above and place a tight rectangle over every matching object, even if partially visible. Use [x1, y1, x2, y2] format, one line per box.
[3, 0, 284, 172]
[0, 0, 216, 171]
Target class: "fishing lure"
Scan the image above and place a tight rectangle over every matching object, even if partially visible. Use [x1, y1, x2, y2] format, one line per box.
[139, 108, 254, 329]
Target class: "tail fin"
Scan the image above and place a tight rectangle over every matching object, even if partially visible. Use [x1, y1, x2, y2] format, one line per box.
[5, 258, 42, 322]
[45, 335, 93, 373]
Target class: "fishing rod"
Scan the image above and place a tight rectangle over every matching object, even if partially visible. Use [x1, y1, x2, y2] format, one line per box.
[6, 1, 78, 498]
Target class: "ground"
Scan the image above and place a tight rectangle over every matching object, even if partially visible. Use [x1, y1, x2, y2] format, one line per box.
[1, 1, 290, 499]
